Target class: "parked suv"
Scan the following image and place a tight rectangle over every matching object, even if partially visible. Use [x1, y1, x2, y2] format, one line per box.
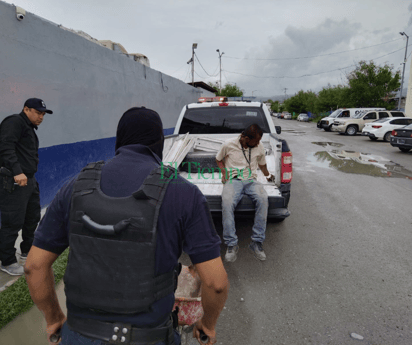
[331, 110, 405, 135]
[317, 108, 385, 131]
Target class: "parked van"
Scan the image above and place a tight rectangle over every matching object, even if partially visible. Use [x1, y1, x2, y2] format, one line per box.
[317, 108, 385, 131]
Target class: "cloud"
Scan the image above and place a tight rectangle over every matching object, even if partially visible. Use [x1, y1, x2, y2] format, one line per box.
[214, 21, 224, 30]
[284, 19, 361, 55]
[221, 17, 406, 96]
[224, 18, 363, 95]
[409, 3, 412, 26]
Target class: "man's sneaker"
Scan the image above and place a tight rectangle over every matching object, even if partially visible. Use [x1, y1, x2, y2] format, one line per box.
[0, 263, 24, 276]
[249, 241, 266, 261]
[225, 245, 239, 262]
[20, 253, 28, 260]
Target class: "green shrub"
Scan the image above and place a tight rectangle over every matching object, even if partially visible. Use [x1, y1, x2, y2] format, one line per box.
[0, 248, 69, 330]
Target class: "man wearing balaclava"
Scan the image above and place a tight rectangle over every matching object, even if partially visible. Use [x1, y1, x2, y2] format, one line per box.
[24, 107, 228, 345]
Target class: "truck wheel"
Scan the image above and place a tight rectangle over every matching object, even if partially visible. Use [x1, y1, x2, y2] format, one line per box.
[346, 125, 357, 136]
[400, 148, 411, 153]
[383, 132, 391, 142]
[324, 126, 331, 132]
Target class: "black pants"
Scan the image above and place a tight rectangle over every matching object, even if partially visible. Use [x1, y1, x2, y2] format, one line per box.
[0, 176, 40, 266]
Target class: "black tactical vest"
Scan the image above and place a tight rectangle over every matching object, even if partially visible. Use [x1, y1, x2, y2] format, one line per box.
[64, 161, 176, 314]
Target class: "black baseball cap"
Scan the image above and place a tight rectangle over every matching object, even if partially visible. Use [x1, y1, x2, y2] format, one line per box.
[24, 98, 53, 114]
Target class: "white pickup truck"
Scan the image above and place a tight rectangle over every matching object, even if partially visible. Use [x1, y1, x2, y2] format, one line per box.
[162, 100, 292, 221]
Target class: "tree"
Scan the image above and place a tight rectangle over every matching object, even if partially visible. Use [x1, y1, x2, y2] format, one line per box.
[345, 60, 400, 109]
[315, 84, 350, 113]
[271, 100, 280, 112]
[207, 82, 244, 97]
[283, 90, 317, 114]
[220, 83, 244, 97]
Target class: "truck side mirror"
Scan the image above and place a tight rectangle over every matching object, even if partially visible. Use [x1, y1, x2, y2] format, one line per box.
[275, 126, 281, 134]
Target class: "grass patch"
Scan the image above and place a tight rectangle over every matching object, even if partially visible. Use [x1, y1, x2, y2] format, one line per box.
[0, 248, 69, 330]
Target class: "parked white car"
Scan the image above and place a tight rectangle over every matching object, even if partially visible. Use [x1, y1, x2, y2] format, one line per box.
[362, 117, 412, 141]
[297, 113, 309, 122]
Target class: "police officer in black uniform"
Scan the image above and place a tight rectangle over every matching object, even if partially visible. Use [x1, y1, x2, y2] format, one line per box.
[0, 98, 53, 276]
[25, 107, 228, 345]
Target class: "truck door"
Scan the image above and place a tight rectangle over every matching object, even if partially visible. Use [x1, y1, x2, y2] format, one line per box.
[362, 112, 377, 129]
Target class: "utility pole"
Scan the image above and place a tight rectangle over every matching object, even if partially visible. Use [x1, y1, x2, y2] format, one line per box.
[187, 43, 197, 86]
[399, 32, 409, 110]
[216, 49, 224, 93]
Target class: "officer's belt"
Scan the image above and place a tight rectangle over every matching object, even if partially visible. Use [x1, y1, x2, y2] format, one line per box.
[67, 314, 175, 345]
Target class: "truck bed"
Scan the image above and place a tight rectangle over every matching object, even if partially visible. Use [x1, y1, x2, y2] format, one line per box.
[163, 134, 290, 219]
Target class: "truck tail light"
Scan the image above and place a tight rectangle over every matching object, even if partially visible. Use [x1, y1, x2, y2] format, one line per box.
[392, 130, 397, 136]
[372, 125, 382, 128]
[281, 152, 292, 183]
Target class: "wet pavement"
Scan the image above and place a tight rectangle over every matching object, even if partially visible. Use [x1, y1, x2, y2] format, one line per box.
[308, 149, 412, 179]
[216, 119, 412, 344]
[311, 141, 344, 147]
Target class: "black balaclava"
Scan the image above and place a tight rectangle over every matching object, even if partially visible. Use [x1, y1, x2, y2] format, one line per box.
[115, 107, 164, 160]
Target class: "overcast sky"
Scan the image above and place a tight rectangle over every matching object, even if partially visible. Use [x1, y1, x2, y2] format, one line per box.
[5, 0, 412, 98]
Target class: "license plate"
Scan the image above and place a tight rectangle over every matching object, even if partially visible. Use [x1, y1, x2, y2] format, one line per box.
[398, 139, 405, 144]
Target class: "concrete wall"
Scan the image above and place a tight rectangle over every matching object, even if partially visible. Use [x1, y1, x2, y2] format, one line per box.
[0, 1, 200, 206]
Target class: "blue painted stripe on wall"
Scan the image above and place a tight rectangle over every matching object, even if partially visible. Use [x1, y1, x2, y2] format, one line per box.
[37, 137, 116, 207]
[36, 127, 174, 207]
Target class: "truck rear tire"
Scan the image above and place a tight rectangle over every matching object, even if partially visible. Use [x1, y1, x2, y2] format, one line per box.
[400, 148, 411, 153]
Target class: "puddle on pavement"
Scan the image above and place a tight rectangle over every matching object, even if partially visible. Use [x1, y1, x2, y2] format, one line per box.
[308, 150, 412, 179]
[282, 129, 306, 135]
[311, 142, 344, 148]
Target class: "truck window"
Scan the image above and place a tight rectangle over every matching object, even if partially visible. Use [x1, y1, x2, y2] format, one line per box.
[179, 106, 271, 134]
[329, 110, 342, 118]
[364, 112, 377, 120]
[378, 112, 389, 119]
[390, 111, 405, 117]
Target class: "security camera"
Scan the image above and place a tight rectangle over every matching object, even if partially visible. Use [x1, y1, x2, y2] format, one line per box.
[16, 6, 26, 21]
